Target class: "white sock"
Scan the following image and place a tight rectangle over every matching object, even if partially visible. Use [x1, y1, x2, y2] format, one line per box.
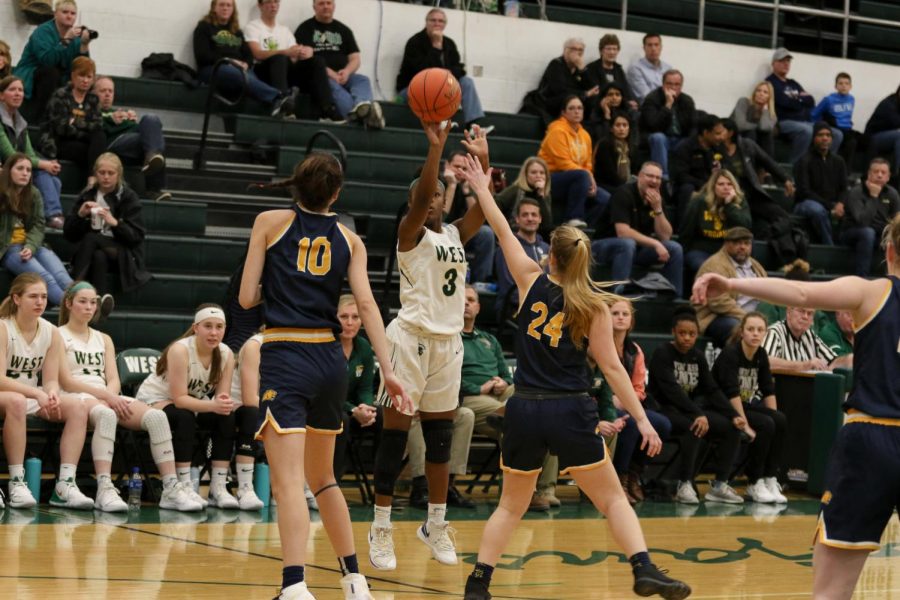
[176, 466, 191, 484]
[97, 473, 112, 486]
[373, 505, 392, 528]
[59, 463, 77, 482]
[211, 467, 229, 488]
[162, 474, 178, 490]
[9, 464, 24, 481]
[427, 503, 447, 526]
[236, 463, 254, 488]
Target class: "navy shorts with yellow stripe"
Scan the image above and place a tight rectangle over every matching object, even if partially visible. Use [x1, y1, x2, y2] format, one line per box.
[255, 338, 346, 439]
[816, 421, 900, 550]
[501, 392, 607, 475]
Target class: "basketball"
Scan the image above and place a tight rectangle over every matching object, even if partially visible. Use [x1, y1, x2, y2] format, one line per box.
[407, 68, 462, 123]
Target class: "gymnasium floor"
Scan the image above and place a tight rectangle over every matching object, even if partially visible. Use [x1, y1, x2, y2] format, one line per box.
[1, 484, 898, 599]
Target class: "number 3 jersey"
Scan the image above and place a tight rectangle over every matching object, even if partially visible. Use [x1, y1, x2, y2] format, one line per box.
[396, 223, 466, 337]
[59, 325, 107, 387]
[514, 273, 591, 392]
[2, 317, 54, 387]
[263, 204, 353, 334]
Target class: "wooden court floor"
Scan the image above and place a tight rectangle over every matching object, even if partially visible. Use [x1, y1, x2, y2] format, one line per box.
[1, 491, 898, 599]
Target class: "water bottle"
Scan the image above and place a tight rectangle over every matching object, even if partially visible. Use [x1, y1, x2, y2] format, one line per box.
[704, 342, 717, 369]
[128, 467, 142, 510]
[253, 462, 271, 507]
[25, 457, 41, 502]
[504, 0, 520, 17]
[190, 466, 200, 493]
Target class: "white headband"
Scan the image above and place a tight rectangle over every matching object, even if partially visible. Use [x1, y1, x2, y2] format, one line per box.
[194, 307, 225, 324]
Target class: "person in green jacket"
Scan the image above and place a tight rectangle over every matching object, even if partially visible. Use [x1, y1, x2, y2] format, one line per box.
[818, 309, 854, 357]
[0, 153, 72, 306]
[680, 169, 752, 272]
[13, 0, 94, 119]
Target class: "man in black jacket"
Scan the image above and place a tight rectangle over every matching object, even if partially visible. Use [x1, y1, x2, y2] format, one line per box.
[524, 38, 598, 125]
[864, 85, 900, 179]
[670, 113, 725, 221]
[640, 69, 695, 181]
[842, 158, 900, 275]
[396, 8, 486, 129]
[793, 122, 848, 245]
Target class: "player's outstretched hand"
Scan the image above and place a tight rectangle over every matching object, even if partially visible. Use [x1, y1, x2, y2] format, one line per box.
[456, 153, 492, 193]
[692, 273, 732, 306]
[637, 417, 663, 457]
[461, 124, 490, 168]
[421, 119, 452, 146]
[384, 372, 414, 416]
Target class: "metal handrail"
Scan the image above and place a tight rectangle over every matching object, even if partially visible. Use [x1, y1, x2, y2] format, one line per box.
[304, 129, 349, 172]
[193, 58, 248, 171]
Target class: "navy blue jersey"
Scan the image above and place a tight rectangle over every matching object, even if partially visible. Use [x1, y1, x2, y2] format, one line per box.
[846, 276, 900, 420]
[262, 205, 353, 335]
[513, 274, 591, 392]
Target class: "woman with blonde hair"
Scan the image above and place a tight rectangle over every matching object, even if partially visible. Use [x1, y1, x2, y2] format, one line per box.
[57, 281, 201, 512]
[731, 81, 777, 157]
[0, 41, 12, 79]
[680, 169, 752, 271]
[0, 273, 94, 509]
[494, 156, 552, 234]
[63, 151, 150, 308]
[457, 153, 689, 600]
[694, 215, 900, 599]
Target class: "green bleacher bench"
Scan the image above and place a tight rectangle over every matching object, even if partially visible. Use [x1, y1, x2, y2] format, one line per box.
[59, 195, 207, 236]
[100, 312, 193, 350]
[519, 2, 620, 28]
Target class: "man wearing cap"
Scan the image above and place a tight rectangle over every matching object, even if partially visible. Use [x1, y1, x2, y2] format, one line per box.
[766, 47, 842, 163]
[694, 227, 767, 347]
[793, 122, 849, 245]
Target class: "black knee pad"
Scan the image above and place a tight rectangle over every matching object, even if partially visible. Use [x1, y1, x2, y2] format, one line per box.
[373, 429, 409, 496]
[422, 419, 454, 464]
[234, 405, 259, 457]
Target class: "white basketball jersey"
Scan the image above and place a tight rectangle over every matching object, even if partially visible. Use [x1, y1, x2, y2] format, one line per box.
[230, 334, 262, 405]
[136, 336, 232, 404]
[2, 317, 54, 388]
[59, 325, 107, 388]
[396, 223, 467, 336]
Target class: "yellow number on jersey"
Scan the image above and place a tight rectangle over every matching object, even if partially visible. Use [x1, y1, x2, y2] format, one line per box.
[297, 236, 331, 275]
[526, 301, 565, 348]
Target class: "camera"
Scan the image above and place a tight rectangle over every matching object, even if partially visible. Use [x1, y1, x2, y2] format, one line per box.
[79, 26, 99, 40]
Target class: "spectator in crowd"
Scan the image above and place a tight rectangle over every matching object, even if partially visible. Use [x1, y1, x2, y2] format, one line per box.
[0, 153, 72, 306]
[588, 81, 633, 142]
[396, 8, 486, 130]
[135, 304, 239, 510]
[92, 76, 169, 202]
[193, 0, 293, 119]
[13, 0, 93, 120]
[818, 309, 854, 357]
[731, 81, 777, 157]
[494, 198, 548, 322]
[39, 56, 106, 176]
[442, 147, 495, 283]
[694, 227, 767, 348]
[766, 47, 842, 163]
[594, 162, 683, 296]
[793, 122, 849, 245]
[523, 38, 598, 126]
[864, 84, 900, 179]
[763, 305, 852, 373]
[0, 41, 11, 79]
[593, 113, 636, 193]
[812, 72, 858, 167]
[294, 0, 384, 126]
[640, 69, 696, 181]
[719, 118, 794, 241]
[680, 169, 753, 272]
[648, 307, 744, 505]
[63, 152, 151, 298]
[493, 156, 553, 237]
[711, 312, 788, 504]
[841, 158, 900, 276]
[332, 294, 382, 480]
[671, 113, 726, 219]
[607, 299, 671, 505]
[0, 75, 64, 228]
[538, 95, 609, 228]
[585, 34, 638, 113]
[627, 33, 672, 104]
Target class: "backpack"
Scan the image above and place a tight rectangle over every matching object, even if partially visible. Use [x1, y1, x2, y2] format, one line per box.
[140, 53, 200, 88]
[767, 216, 809, 267]
[18, 0, 53, 25]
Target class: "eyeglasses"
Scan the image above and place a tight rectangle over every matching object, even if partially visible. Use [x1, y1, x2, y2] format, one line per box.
[427, 18, 446, 23]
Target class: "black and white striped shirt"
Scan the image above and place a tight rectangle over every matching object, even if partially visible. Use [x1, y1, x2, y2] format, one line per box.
[763, 320, 837, 364]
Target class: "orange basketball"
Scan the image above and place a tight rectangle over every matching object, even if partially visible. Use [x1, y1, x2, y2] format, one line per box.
[407, 68, 462, 123]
